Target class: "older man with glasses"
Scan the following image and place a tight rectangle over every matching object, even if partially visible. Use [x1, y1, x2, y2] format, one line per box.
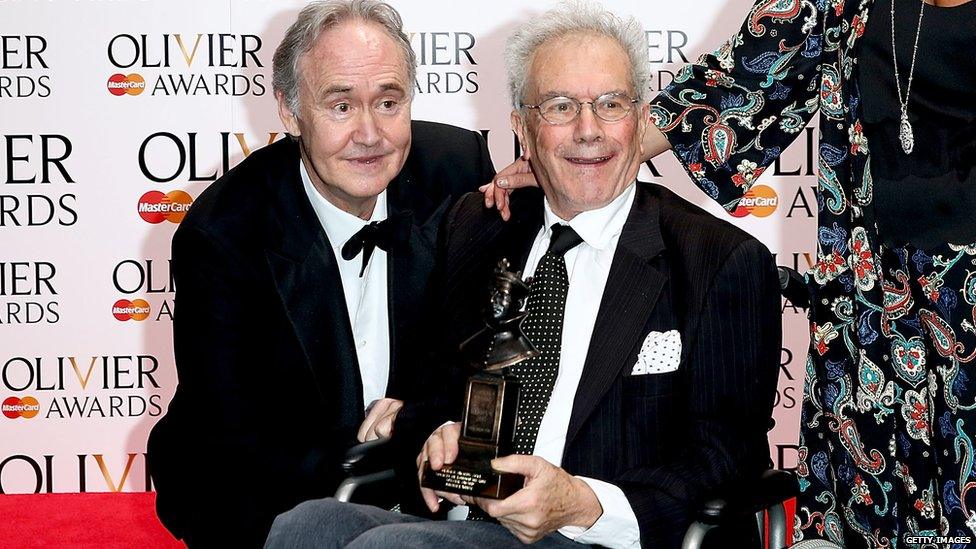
[266, 2, 781, 548]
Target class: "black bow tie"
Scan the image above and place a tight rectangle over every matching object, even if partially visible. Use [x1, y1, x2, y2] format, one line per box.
[341, 218, 399, 277]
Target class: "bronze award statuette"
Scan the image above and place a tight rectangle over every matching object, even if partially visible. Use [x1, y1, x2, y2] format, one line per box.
[421, 259, 538, 499]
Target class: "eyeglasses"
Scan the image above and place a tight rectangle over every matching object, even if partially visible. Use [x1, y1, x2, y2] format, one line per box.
[521, 92, 638, 125]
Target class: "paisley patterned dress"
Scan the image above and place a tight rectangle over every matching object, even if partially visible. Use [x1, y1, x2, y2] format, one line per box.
[650, 0, 976, 546]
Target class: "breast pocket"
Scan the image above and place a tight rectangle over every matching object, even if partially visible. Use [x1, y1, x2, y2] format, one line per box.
[622, 369, 678, 398]
[621, 372, 678, 467]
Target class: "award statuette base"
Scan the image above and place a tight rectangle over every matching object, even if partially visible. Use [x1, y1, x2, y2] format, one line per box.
[421, 441, 524, 499]
[421, 373, 523, 499]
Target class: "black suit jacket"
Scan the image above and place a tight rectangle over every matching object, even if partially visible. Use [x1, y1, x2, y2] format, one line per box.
[147, 120, 494, 547]
[421, 182, 781, 548]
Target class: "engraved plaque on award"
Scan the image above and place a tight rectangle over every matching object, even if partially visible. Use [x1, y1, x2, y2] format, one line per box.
[420, 259, 537, 499]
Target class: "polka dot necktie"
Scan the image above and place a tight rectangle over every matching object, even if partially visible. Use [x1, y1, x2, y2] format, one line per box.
[511, 224, 584, 455]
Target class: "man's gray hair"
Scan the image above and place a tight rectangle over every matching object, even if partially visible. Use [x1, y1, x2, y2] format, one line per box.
[503, 1, 650, 108]
[272, 0, 417, 114]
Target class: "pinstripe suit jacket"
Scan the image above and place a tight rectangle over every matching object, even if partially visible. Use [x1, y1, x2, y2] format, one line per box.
[425, 181, 781, 547]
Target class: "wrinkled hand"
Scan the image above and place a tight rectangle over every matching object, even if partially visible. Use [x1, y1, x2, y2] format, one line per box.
[465, 454, 603, 544]
[417, 422, 466, 511]
[356, 398, 403, 442]
[479, 158, 536, 221]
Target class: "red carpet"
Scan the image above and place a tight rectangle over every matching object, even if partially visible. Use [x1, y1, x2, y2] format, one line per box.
[0, 492, 184, 549]
[0, 492, 795, 548]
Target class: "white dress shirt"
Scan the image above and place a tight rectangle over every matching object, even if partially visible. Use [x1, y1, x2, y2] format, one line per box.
[300, 161, 390, 411]
[521, 182, 641, 549]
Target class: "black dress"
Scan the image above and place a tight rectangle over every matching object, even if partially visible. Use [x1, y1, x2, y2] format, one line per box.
[853, 0, 976, 541]
[651, 0, 976, 542]
[858, 0, 976, 249]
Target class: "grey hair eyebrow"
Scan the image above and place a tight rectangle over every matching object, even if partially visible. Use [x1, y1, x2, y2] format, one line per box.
[503, 1, 650, 108]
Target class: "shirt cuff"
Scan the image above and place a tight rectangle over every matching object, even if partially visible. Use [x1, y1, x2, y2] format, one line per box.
[557, 476, 641, 549]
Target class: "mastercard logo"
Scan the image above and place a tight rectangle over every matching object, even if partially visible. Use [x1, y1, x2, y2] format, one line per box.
[112, 299, 151, 321]
[138, 190, 193, 224]
[107, 73, 146, 96]
[2, 396, 40, 419]
[730, 185, 778, 218]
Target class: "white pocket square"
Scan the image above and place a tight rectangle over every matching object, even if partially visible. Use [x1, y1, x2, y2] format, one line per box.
[631, 330, 681, 375]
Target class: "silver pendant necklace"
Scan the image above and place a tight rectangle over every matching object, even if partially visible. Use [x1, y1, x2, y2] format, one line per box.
[890, 0, 926, 154]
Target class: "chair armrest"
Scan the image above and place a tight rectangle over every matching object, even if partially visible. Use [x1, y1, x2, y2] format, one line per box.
[342, 436, 394, 477]
[777, 267, 809, 310]
[697, 470, 797, 525]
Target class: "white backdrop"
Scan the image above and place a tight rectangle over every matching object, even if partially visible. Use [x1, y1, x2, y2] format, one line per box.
[0, 0, 816, 494]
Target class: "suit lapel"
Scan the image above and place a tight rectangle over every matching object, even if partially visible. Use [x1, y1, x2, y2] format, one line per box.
[447, 188, 543, 289]
[498, 188, 545, 274]
[265, 145, 364, 428]
[564, 184, 668, 447]
[385, 170, 431, 395]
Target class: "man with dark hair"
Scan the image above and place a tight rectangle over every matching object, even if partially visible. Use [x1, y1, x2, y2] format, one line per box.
[267, 2, 781, 547]
[146, 1, 494, 546]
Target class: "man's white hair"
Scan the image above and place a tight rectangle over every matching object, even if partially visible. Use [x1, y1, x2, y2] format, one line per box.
[503, 0, 650, 108]
[272, 0, 416, 114]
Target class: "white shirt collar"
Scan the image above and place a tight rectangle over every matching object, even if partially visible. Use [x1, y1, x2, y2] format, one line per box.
[299, 159, 388, 252]
[541, 181, 636, 250]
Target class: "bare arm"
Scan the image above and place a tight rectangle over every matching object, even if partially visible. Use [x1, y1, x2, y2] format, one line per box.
[642, 124, 672, 162]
